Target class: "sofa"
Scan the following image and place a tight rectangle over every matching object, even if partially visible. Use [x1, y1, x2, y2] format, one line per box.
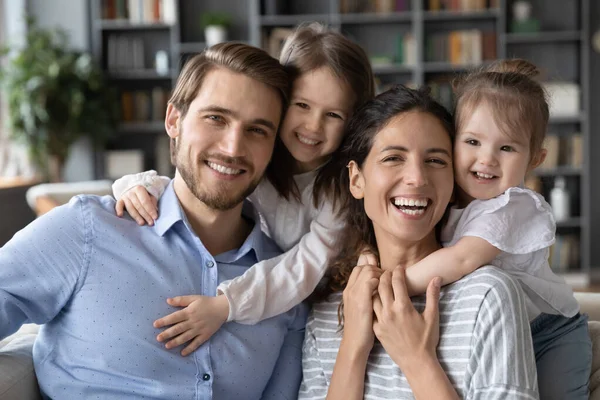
[2, 293, 600, 399]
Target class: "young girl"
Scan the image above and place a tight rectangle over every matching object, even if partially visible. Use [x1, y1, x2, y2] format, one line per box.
[358, 60, 591, 399]
[112, 23, 375, 355]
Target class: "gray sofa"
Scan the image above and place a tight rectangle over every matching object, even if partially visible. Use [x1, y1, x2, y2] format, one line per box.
[2, 293, 600, 399]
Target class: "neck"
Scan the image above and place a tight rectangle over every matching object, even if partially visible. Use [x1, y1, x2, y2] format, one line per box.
[375, 230, 442, 272]
[173, 173, 252, 255]
[455, 186, 474, 208]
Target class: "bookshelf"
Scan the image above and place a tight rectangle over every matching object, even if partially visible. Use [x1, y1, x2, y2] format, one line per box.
[88, 0, 592, 282]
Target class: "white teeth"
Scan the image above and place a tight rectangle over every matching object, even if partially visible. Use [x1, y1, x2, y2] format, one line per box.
[207, 162, 242, 175]
[400, 208, 425, 216]
[393, 198, 428, 207]
[296, 133, 319, 146]
[475, 172, 494, 179]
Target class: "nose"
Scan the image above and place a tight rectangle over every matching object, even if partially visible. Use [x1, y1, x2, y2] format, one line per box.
[478, 147, 499, 167]
[304, 111, 323, 134]
[404, 159, 428, 187]
[220, 123, 246, 158]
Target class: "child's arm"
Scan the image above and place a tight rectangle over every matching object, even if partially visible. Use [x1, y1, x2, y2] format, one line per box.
[404, 236, 501, 296]
[112, 170, 170, 225]
[219, 201, 344, 324]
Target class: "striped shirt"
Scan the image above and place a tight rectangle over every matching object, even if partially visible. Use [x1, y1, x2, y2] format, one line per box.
[299, 266, 539, 399]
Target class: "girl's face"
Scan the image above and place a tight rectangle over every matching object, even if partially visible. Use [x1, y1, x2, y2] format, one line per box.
[280, 67, 356, 173]
[349, 111, 454, 246]
[454, 102, 539, 203]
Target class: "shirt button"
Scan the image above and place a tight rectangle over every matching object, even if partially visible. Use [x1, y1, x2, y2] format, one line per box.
[202, 373, 211, 381]
[206, 261, 214, 268]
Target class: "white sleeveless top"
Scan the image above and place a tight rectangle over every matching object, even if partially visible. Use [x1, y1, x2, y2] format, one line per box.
[441, 187, 579, 321]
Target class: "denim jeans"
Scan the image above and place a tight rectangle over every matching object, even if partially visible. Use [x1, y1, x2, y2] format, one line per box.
[531, 312, 592, 399]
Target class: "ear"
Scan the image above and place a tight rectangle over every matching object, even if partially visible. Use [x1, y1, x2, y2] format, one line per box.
[348, 160, 365, 200]
[528, 148, 547, 171]
[165, 103, 181, 139]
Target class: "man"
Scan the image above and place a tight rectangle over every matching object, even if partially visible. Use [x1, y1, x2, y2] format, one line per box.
[0, 43, 307, 399]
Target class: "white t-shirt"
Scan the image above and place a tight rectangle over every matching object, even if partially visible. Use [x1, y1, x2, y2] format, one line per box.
[441, 186, 579, 321]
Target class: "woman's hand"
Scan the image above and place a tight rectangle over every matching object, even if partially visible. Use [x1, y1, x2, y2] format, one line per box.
[341, 264, 382, 354]
[373, 266, 441, 373]
[115, 185, 159, 225]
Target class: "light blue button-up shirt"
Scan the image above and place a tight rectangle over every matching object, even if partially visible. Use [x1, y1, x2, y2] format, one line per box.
[0, 182, 308, 399]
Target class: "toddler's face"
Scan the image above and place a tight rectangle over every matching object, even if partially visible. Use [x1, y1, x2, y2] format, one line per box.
[454, 102, 532, 203]
[279, 66, 355, 173]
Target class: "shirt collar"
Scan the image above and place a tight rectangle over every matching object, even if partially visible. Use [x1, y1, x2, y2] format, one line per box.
[153, 181, 267, 262]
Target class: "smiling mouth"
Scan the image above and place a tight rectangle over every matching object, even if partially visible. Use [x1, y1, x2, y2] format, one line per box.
[391, 197, 430, 216]
[472, 171, 497, 180]
[296, 133, 321, 146]
[206, 161, 245, 176]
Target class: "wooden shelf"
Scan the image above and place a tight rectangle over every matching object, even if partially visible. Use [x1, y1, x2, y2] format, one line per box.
[557, 217, 584, 229]
[117, 122, 165, 134]
[108, 69, 173, 80]
[549, 114, 585, 124]
[339, 12, 412, 24]
[372, 63, 413, 74]
[423, 9, 500, 21]
[504, 31, 583, 44]
[259, 14, 330, 26]
[98, 20, 173, 30]
[423, 61, 484, 73]
[178, 42, 206, 53]
[534, 166, 582, 177]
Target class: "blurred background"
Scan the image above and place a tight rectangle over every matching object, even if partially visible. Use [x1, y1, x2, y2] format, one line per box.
[1, 0, 599, 290]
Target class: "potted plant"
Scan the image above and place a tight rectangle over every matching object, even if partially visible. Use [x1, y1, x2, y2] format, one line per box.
[0, 18, 118, 182]
[201, 11, 232, 48]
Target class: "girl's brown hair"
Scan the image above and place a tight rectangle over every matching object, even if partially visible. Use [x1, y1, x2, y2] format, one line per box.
[453, 59, 549, 161]
[266, 22, 376, 202]
[310, 85, 455, 306]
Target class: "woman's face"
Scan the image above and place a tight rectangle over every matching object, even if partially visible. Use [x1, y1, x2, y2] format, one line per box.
[349, 111, 454, 246]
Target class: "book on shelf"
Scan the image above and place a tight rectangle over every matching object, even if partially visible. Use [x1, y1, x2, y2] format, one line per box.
[107, 35, 145, 71]
[426, 30, 496, 65]
[426, 0, 498, 11]
[549, 234, 580, 273]
[101, 0, 177, 24]
[539, 134, 583, 171]
[120, 88, 169, 124]
[427, 78, 454, 111]
[340, 0, 409, 13]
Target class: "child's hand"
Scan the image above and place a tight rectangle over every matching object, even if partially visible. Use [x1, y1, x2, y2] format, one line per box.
[115, 185, 159, 226]
[154, 294, 230, 356]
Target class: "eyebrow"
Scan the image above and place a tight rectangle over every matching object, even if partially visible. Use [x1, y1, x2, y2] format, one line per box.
[293, 97, 348, 115]
[462, 130, 526, 146]
[198, 106, 278, 131]
[381, 145, 451, 157]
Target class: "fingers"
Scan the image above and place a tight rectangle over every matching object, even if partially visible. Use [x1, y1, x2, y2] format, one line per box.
[391, 266, 410, 307]
[424, 277, 441, 327]
[378, 270, 394, 309]
[167, 295, 198, 307]
[122, 197, 146, 225]
[373, 294, 383, 319]
[181, 335, 206, 356]
[157, 320, 189, 343]
[164, 329, 196, 349]
[127, 191, 155, 226]
[132, 186, 159, 220]
[116, 199, 125, 217]
[153, 309, 187, 329]
[347, 265, 362, 288]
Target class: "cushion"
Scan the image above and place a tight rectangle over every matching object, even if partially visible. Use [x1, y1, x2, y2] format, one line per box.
[0, 334, 41, 400]
[589, 321, 600, 400]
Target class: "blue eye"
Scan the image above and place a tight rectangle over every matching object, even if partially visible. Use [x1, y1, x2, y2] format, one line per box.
[500, 145, 515, 152]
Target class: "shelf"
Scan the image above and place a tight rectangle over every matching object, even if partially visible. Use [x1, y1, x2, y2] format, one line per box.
[98, 20, 173, 30]
[504, 31, 583, 44]
[534, 166, 582, 177]
[259, 14, 330, 26]
[372, 63, 414, 74]
[339, 12, 412, 24]
[549, 114, 585, 124]
[423, 9, 500, 21]
[117, 122, 165, 134]
[423, 61, 485, 73]
[108, 69, 173, 80]
[178, 42, 206, 53]
[556, 217, 584, 229]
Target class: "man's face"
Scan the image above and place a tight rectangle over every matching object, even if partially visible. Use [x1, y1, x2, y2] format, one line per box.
[166, 67, 282, 210]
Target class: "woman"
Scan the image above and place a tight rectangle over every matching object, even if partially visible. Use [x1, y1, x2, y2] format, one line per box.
[300, 85, 539, 399]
